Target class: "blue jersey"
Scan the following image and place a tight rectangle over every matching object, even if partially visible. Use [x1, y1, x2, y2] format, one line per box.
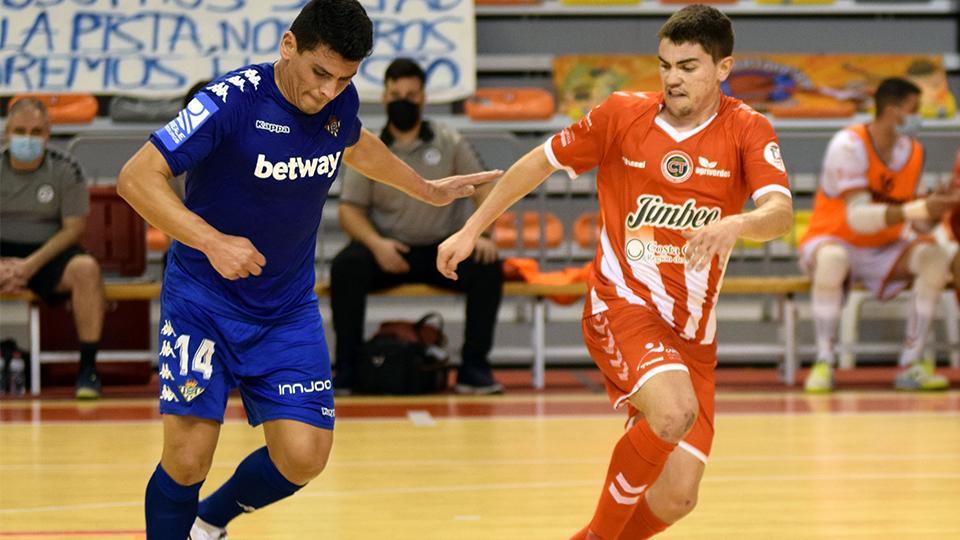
[150, 63, 361, 322]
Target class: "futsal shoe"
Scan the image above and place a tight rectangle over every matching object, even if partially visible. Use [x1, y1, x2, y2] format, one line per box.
[189, 517, 227, 540]
[803, 361, 834, 393]
[75, 367, 102, 400]
[894, 362, 949, 391]
[454, 367, 504, 395]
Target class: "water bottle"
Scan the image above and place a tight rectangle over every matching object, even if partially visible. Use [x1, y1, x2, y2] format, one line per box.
[9, 352, 26, 396]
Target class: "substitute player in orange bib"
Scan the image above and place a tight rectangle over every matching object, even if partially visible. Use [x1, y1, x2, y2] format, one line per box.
[799, 78, 960, 393]
[437, 5, 793, 538]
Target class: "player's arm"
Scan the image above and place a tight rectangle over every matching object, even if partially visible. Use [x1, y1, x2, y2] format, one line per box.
[118, 143, 265, 279]
[342, 128, 500, 207]
[684, 191, 793, 271]
[844, 188, 960, 234]
[437, 147, 556, 280]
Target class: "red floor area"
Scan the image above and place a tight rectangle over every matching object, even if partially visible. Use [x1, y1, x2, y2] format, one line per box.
[2, 367, 959, 423]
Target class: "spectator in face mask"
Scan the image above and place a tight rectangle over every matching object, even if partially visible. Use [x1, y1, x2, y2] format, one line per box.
[0, 98, 106, 399]
[330, 58, 505, 395]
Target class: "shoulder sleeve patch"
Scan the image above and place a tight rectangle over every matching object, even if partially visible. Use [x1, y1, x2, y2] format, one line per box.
[153, 92, 220, 152]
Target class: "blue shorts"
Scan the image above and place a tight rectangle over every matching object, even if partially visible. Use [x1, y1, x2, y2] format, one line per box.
[156, 292, 335, 430]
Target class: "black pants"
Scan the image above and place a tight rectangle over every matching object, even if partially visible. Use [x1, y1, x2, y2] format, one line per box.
[330, 241, 503, 387]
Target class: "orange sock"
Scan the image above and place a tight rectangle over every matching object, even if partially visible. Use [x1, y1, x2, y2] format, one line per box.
[619, 496, 669, 539]
[586, 418, 676, 539]
[569, 524, 590, 540]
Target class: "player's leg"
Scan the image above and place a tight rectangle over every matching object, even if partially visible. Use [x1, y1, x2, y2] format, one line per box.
[147, 294, 234, 539]
[620, 448, 706, 538]
[196, 305, 336, 532]
[804, 242, 850, 393]
[145, 414, 220, 539]
[55, 253, 106, 397]
[888, 242, 951, 390]
[578, 309, 698, 539]
[195, 419, 331, 531]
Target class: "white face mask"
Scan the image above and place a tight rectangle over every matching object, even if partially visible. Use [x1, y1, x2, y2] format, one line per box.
[896, 113, 922, 138]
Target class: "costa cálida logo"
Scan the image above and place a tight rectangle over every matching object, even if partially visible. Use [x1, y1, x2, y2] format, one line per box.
[661, 150, 693, 183]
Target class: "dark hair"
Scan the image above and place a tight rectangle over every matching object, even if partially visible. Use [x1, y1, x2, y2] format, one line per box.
[183, 79, 211, 108]
[873, 77, 921, 115]
[290, 0, 373, 61]
[7, 97, 48, 123]
[384, 58, 426, 87]
[657, 5, 734, 63]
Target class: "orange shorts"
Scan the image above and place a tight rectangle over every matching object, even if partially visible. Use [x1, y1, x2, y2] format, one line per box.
[582, 304, 717, 463]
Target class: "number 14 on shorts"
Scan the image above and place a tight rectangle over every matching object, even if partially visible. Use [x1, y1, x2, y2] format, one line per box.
[159, 319, 215, 381]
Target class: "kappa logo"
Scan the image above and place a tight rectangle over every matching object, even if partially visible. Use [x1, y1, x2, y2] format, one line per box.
[157, 93, 220, 151]
[255, 120, 290, 134]
[661, 150, 693, 183]
[695, 156, 731, 178]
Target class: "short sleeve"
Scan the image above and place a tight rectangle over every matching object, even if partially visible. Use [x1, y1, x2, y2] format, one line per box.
[820, 130, 869, 198]
[740, 113, 792, 202]
[148, 75, 252, 176]
[339, 166, 373, 208]
[340, 83, 363, 147]
[544, 94, 620, 179]
[59, 157, 89, 218]
[452, 133, 483, 175]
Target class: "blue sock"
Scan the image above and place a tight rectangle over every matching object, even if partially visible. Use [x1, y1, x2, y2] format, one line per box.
[145, 463, 203, 540]
[197, 446, 303, 528]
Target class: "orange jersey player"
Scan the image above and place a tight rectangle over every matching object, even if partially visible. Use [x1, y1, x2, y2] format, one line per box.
[798, 78, 960, 394]
[438, 5, 793, 539]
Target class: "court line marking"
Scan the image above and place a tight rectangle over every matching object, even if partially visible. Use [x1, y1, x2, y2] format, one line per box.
[406, 410, 437, 427]
[2, 452, 959, 472]
[3, 471, 960, 515]
[1, 409, 958, 427]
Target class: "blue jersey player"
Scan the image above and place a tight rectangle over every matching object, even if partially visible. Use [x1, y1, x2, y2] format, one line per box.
[118, 1, 498, 538]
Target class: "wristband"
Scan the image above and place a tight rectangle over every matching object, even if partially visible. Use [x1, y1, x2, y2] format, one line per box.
[902, 200, 930, 222]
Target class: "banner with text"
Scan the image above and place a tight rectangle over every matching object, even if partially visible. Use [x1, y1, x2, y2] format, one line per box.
[0, 0, 476, 102]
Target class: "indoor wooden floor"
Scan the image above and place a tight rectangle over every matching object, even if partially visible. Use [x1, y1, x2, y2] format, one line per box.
[1, 390, 959, 539]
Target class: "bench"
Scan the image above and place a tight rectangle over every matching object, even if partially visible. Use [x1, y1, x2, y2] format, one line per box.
[7, 276, 954, 395]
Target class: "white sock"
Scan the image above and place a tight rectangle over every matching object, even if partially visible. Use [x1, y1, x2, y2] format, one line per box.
[899, 244, 950, 367]
[811, 244, 848, 366]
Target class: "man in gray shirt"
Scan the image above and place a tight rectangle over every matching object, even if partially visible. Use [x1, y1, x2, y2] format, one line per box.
[0, 98, 106, 398]
[331, 59, 504, 394]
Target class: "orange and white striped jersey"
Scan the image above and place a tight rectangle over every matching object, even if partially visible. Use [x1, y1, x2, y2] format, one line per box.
[545, 92, 791, 344]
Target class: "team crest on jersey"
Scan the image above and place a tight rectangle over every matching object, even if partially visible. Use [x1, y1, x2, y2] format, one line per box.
[661, 150, 693, 183]
[179, 379, 205, 402]
[325, 116, 340, 137]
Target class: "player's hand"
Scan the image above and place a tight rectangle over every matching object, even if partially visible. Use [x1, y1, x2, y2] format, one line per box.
[425, 170, 501, 207]
[473, 236, 498, 264]
[923, 190, 960, 220]
[204, 234, 266, 280]
[371, 238, 411, 274]
[437, 229, 478, 281]
[682, 218, 743, 272]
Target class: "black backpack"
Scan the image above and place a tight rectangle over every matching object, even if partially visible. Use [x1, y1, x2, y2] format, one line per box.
[356, 313, 449, 395]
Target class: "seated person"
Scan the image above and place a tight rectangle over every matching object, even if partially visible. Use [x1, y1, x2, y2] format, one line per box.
[799, 78, 960, 393]
[330, 58, 504, 394]
[0, 98, 106, 398]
